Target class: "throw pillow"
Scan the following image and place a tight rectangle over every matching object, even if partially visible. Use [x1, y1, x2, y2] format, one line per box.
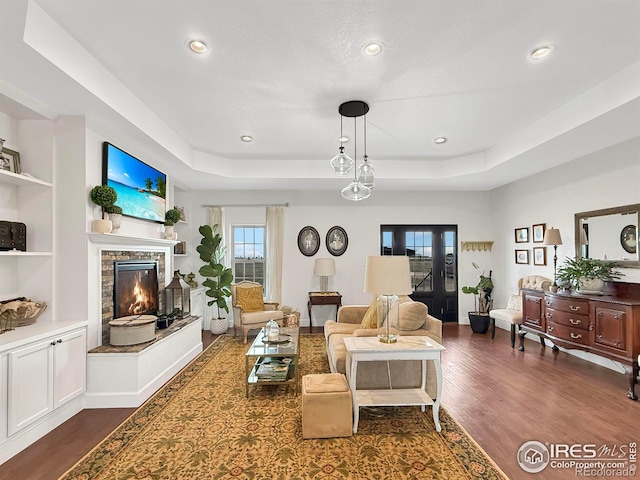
[360, 298, 378, 329]
[506, 294, 522, 312]
[236, 286, 264, 313]
[397, 301, 427, 331]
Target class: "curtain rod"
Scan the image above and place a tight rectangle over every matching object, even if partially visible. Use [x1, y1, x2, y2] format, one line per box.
[202, 203, 290, 208]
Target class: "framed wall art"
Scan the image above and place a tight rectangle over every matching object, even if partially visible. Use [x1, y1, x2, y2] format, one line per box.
[515, 249, 529, 264]
[533, 247, 547, 266]
[532, 223, 546, 243]
[0, 147, 21, 174]
[515, 227, 529, 243]
[297, 226, 320, 256]
[326, 226, 348, 256]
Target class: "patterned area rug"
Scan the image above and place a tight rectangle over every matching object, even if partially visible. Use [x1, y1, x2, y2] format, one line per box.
[59, 334, 507, 480]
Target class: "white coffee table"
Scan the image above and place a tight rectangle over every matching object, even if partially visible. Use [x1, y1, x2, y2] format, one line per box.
[343, 335, 445, 433]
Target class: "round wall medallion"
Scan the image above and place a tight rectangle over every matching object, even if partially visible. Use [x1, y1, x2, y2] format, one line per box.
[326, 226, 348, 256]
[297, 226, 320, 256]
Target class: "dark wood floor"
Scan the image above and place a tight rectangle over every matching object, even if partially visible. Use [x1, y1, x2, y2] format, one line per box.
[1, 325, 638, 480]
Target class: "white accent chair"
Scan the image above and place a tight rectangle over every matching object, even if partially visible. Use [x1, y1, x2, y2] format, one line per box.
[489, 275, 551, 348]
[231, 281, 284, 344]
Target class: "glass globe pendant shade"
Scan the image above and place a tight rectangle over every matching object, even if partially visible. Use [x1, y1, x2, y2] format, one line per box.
[357, 155, 375, 189]
[341, 179, 372, 201]
[330, 146, 353, 176]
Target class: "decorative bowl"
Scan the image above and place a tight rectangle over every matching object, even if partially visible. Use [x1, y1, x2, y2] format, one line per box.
[0, 298, 48, 328]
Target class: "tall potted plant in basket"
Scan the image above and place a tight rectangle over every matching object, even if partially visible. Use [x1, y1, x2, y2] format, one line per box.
[197, 224, 234, 334]
[462, 262, 494, 333]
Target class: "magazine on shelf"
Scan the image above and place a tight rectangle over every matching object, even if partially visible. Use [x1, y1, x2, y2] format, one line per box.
[256, 360, 288, 380]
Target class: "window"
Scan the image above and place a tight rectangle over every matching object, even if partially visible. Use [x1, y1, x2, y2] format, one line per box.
[232, 226, 265, 285]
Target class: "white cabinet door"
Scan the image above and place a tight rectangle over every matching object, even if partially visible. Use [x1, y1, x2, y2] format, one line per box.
[53, 329, 87, 408]
[8, 339, 54, 436]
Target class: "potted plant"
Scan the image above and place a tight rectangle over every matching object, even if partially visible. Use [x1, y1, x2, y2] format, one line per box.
[104, 205, 123, 233]
[462, 262, 494, 333]
[556, 257, 624, 293]
[197, 224, 234, 334]
[89, 185, 117, 233]
[164, 208, 181, 239]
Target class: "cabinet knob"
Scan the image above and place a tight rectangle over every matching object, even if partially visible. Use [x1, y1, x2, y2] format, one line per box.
[56, 339, 62, 344]
[547, 326, 554, 332]
[546, 300, 551, 306]
[50, 341, 56, 346]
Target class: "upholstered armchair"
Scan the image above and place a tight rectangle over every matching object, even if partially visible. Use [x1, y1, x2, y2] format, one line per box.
[231, 281, 284, 343]
[489, 275, 551, 347]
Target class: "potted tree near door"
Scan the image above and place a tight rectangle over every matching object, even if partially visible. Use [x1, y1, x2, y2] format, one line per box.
[197, 224, 233, 334]
[462, 263, 494, 333]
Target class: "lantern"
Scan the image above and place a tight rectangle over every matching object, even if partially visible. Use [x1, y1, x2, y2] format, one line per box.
[164, 273, 190, 318]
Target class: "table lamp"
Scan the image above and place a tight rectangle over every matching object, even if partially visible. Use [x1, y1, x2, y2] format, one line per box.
[364, 256, 412, 343]
[543, 228, 563, 292]
[314, 258, 335, 292]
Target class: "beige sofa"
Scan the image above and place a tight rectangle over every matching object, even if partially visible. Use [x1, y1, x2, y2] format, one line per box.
[324, 297, 443, 398]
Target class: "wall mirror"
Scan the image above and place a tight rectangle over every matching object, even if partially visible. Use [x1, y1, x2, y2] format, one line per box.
[575, 203, 640, 268]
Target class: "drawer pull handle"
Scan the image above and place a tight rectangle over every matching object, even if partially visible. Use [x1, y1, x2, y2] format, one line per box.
[546, 300, 551, 306]
[569, 318, 581, 325]
[570, 332, 582, 339]
[547, 326, 554, 332]
[569, 305, 581, 312]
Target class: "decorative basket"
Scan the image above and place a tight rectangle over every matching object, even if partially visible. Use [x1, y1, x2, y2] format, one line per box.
[0, 297, 48, 328]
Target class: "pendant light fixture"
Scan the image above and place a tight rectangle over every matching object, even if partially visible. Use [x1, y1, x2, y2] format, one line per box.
[357, 111, 375, 189]
[330, 115, 354, 176]
[334, 101, 373, 201]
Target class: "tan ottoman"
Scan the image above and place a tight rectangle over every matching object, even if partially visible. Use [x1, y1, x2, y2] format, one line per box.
[302, 373, 352, 439]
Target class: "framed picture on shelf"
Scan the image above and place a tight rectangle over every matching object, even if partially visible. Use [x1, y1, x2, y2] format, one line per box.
[0, 147, 21, 174]
[297, 226, 320, 256]
[515, 249, 529, 264]
[174, 206, 186, 222]
[532, 223, 546, 243]
[326, 226, 348, 256]
[515, 227, 529, 243]
[533, 247, 546, 266]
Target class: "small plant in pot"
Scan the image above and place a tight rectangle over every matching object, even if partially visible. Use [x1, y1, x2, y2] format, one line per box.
[462, 262, 494, 334]
[89, 185, 117, 233]
[104, 205, 123, 233]
[556, 256, 624, 294]
[164, 208, 181, 239]
[197, 224, 233, 334]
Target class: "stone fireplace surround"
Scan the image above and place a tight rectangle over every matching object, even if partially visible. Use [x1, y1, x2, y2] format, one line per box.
[100, 249, 166, 346]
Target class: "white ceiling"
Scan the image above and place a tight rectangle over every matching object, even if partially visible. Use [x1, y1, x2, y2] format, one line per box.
[1, 0, 639, 192]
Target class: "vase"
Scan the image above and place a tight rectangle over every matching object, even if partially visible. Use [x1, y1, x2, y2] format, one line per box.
[210, 317, 228, 334]
[469, 312, 490, 334]
[92, 213, 112, 233]
[109, 213, 122, 233]
[164, 225, 174, 240]
[578, 277, 605, 294]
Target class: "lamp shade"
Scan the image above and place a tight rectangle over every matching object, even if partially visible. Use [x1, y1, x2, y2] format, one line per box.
[543, 228, 563, 246]
[364, 256, 412, 295]
[314, 258, 336, 276]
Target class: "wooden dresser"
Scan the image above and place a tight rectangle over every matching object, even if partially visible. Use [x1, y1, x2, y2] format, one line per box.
[520, 282, 640, 400]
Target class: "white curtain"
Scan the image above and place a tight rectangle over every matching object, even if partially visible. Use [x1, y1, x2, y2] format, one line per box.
[265, 206, 284, 305]
[208, 206, 223, 235]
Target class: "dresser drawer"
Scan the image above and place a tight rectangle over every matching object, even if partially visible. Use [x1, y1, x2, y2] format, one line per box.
[545, 295, 589, 315]
[546, 322, 590, 345]
[545, 308, 590, 331]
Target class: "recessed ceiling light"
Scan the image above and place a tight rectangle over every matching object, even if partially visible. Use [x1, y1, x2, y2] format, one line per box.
[434, 137, 447, 144]
[362, 41, 384, 56]
[530, 44, 555, 59]
[189, 39, 208, 54]
[339, 136, 349, 143]
[241, 135, 253, 142]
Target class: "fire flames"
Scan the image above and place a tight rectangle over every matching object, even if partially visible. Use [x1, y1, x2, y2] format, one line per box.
[128, 276, 151, 315]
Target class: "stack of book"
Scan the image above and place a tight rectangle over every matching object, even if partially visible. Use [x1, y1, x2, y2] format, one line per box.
[256, 360, 288, 381]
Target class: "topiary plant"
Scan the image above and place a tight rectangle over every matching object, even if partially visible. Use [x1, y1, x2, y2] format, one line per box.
[89, 185, 117, 208]
[104, 205, 123, 215]
[165, 208, 181, 226]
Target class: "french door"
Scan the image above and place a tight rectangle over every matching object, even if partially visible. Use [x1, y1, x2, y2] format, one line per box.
[380, 225, 458, 322]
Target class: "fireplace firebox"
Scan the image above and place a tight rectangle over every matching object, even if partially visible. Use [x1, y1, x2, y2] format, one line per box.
[113, 260, 159, 319]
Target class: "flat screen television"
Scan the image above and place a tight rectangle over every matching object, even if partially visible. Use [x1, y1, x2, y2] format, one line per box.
[102, 142, 166, 223]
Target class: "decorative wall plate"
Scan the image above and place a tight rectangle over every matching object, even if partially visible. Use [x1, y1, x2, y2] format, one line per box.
[620, 224, 637, 254]
[297, 226, 320, 256]
[326, 226, 348, 256]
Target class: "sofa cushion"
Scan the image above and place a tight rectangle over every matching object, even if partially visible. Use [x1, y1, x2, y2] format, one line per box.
[398, 301, 427, 331]
[506, 294, 522, 312]
[360, 299, 377, 329]
[236, 286, 264, 312]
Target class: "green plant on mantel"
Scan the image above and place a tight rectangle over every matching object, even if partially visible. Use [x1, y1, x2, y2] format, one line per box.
[104, 205, 122, 215]
[556, 256, 624, 289]
[164, 208, 181, 226]
[89, 185, 117, 208]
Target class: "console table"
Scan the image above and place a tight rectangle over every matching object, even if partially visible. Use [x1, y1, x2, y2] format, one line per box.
[307, 291, 341, 333]
[344, 335, 445, 433]
[520, 282, 640, 400]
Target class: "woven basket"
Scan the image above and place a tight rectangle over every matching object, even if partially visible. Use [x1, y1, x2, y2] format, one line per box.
[0, 298, 48, 328]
